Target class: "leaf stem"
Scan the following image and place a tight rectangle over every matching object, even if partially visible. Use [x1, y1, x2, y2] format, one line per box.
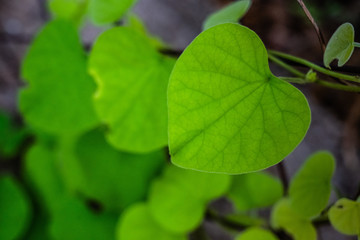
[354, 42, 360, 48]
[268, 54, 305, 78]
[268, 50, 360, 83]
[314, 79, 360, 92]
[278, 77, 308, 84]
[279, 77, 360, 92]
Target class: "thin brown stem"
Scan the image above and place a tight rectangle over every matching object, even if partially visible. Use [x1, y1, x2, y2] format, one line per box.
[296, 0, 326, 52]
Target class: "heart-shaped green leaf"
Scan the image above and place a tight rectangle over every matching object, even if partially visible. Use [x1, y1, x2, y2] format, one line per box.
[0, 176, 31, 240]
[324, 22, 355, 68]
[236, 227, 279, 240]
[203, 0, 251, 30]
[168, 23, 311, 174]
[228, 172, 283, 211]
[89, 27, 175, 153]
[289, 151, 335, 218]
[88, 0, 137, 24]
[117, 203, 187, 240]
[20, 20, 99, 136]
[329, 198, 360, 235]
[271, 198, 316, 240]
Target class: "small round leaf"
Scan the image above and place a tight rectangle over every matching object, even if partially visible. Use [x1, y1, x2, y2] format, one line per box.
[117, 203, 187, 240]
[271, 198, 316, 240]
[329, 198, 360, 235]
[88, 0, 137, 24]
[228, 172, 283, 211]
[324, 23, 355, 68]
[203, 0, 251, 30]
[289, 151, 335, 218]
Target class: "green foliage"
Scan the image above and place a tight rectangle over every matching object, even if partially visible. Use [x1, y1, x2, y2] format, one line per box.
[236, 227, 279, 240]
[149, 166, 231, 233]
[324, 22, 355, 68]
[0, 111, 28, 158]
[168, 23, 311, 174]
[88, 0, 137, 24]
[161, 165, 231, 201]
[49, 0, 88, 23]
[55, 135, 88, 192]
[0, 176, 31, 240]
[329, 198, 360, 236]
[10, 2, 360, 239]
[271, 198, 316, 240]
[49, 197, 117, 240]
[228, 172, 283, 211]
[20, 20, 98, 135]
[149, 178, 205, 234]
[89, 27, 175, 153]
[117, 203, 187, 240]
[289, 151, 335, 218]
[26, 211, 52, 240]
[25, 140, 64, 212]
[203, 0, 251, 30]
[75, 129, 165, 212]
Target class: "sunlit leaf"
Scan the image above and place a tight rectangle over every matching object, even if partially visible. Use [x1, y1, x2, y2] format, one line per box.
[88, 0, 137, 24]
[324, 22, 355, 68]
[271, 198, 316, 240]
[289, 151, 335, 218]
[203, 0, 251, 30]
[168, 23, 310, 174]
[329, 198, 360, 235]
[0, 176, 31, 240]
[75, 129, 165, 212]
[49, 197, 117, 240]
[20, 20, 98, 135]
[89, 27, 175, 153]
[236, 227, 279, 240]
[161, 165, 231, 202]
[228, 172, 283, 211]
[148, 165, 230, 233]
[117, 203, 187, 240]
[149, 178, 205, 234]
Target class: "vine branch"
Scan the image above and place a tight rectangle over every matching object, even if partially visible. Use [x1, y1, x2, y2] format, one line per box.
[268, 50, 360, 83]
